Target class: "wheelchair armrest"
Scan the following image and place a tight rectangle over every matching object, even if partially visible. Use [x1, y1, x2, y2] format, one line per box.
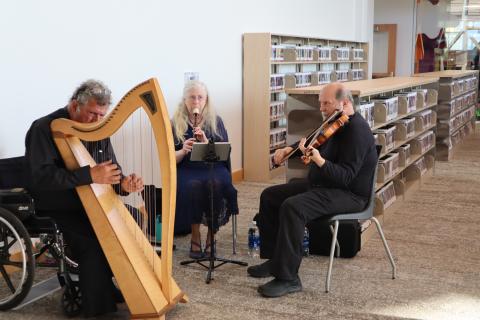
[0, 188, 35, 221]
[23, 216, 59, 236]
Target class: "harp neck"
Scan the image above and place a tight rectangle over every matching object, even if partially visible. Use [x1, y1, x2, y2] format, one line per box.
[51, 78, 162, 141]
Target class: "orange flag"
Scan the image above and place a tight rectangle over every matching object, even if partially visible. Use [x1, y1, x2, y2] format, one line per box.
[415, 33, 424, 61]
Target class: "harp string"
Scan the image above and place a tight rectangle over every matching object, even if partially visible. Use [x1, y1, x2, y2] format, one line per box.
[109, 108, 159, 267]
[150, 121, 156, 270]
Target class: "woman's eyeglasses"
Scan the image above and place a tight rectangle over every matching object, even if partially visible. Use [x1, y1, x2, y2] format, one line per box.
[187, 95, 205, 102]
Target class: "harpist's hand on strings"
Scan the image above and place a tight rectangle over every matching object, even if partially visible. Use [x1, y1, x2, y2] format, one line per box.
[90, 160, 122, 184]
[121, 174, 144, 193]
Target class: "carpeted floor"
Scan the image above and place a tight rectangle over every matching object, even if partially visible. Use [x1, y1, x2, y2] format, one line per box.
[2, 129, 480, 320]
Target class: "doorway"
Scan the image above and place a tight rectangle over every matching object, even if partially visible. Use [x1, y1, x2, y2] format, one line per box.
[372, 24, 397, 78]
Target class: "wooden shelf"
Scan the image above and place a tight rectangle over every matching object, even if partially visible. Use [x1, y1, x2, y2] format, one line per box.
[449, 115, 476, 137]
[437, 120, 476, 161]
[271, 60, 367, 65]
[414, 71, 479, 161]
[371, 101, 437, 131]
[374, 153, 435, 224]
[244, 33, 273, 182]
[372, 103, 437, 130]
[446, 87, 478, 100]
[243, 32, 368, 182]
[375, 144, 435, 191]
[362, 167, 434, 245]
[438, 101, 476, 121]
[379, 123, 436, 158]
[267, 32, 369, 42]
[414, 70, 479, 79]
[270, 143, 287, 151]
[285, 77, 438, 183]
[270, 115, 286, 122]
[437, 110, 476, 140]
[286, 76, 439, 96]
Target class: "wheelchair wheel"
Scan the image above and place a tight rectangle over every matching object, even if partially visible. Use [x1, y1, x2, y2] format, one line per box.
[0, 207, 35, 310]
[61, 279, 82, 318]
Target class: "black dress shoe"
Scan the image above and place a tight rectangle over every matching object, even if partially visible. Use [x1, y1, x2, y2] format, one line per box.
[257, 276, 302, 298]
[247, 260, 272, 278]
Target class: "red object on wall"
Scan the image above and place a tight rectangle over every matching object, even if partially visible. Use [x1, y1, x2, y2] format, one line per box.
[417, 28, 446, 72]
[415, 33, 425, 61]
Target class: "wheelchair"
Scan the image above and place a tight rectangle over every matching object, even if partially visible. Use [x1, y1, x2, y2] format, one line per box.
[0, 156, 81, 317]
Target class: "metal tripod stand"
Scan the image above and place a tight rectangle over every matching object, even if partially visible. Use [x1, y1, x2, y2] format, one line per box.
[180, 140, 247, 283]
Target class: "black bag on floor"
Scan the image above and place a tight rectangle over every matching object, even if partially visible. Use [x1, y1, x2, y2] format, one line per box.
[307, 219, 361, 258]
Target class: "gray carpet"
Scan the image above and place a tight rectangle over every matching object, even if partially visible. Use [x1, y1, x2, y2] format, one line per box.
[2, 129, 480, 319]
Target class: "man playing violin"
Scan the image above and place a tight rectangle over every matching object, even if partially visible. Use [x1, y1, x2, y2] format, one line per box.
[247, 82, 377, 298]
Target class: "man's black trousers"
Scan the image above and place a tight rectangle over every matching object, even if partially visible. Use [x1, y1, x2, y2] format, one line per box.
[39, 210, 118, 317]
[255, 179, 367, 280]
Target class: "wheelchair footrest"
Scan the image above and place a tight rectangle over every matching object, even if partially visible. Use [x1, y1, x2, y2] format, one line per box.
[12, 276, 61, 310]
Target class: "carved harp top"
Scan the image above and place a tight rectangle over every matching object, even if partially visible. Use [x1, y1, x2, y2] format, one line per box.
[51, 78, 186, 319]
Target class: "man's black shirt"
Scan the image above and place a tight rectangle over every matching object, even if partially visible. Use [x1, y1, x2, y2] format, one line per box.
[25, 107, 123, 213]
[307, 112, 376, 199]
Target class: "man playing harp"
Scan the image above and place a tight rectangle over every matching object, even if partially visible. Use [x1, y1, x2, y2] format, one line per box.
[25, 79, 143, 317]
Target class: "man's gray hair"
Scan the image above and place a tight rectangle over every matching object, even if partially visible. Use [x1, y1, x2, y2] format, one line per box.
[71, 79, 112, 106]
[335, 87, 354, 104]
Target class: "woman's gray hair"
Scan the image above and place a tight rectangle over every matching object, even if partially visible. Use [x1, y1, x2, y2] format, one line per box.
[71, 79, 112, 107]
[172, 80, 218, 143]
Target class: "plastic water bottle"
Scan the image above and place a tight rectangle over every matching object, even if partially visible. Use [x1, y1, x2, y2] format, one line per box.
[302, 227, 310, 256]
[248, 221, 260, 258]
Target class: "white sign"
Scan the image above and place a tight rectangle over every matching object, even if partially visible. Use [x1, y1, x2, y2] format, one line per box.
[184, 71, 199, 83]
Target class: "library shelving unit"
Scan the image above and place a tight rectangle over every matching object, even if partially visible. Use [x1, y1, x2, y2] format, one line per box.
[414, 70, 478, 161]
[243, 32, 368, 182]
[286, 76, 439, 243]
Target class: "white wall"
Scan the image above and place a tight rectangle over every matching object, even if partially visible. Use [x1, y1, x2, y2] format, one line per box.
[356, 0, 375, 79]
[374, 0, 416, 76]
[417, 0, 457, 39]
[0, 0, 373, 171]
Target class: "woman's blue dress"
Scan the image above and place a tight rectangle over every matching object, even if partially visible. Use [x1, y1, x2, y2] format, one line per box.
[173, 116, 238, 235]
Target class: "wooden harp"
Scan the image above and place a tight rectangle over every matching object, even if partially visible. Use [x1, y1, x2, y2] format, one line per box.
[50, 78, 187, 319]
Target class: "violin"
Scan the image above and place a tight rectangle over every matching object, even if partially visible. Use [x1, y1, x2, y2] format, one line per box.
[273, 108, 349, 167]
[301, 110, 349, 165]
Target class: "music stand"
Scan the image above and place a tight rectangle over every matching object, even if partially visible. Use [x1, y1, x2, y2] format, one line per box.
[180, 140, 247, 284]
